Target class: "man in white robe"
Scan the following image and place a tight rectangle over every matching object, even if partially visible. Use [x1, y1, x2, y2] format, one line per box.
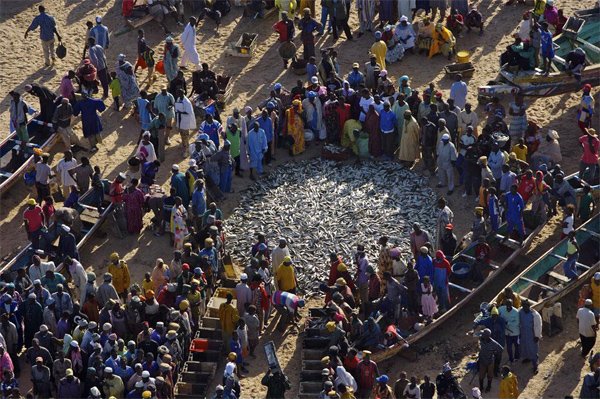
[180, 17, 200, 70]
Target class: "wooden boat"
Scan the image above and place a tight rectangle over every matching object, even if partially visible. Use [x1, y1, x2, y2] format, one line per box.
[0, 121, 57, 195]
[490, 214, 600, 311]
[0, 180, 113, 278]
[478, 11, 600, 98]
[371, 212, 546, 362]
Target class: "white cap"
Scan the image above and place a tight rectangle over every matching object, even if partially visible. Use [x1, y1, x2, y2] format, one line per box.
[135, 381, 144, 388]
[441, 133, 450, 141]
[586, 299, 593, 305]
[61, 224, 71, 232]
[188, 159, 197, 167]
[240, 273, 248, 280]
[142, 370, 150, 378]
[33, 279, 41, 285]
[311, 76, 318, 84]
[172, 164, 179, 171]
[96, 16, 102, 23]
[104, 367, 113, 373]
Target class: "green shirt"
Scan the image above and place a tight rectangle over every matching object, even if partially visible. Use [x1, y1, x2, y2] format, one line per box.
[109, 78, 121, 97]
[579, 193, 593, 220]
[226, 129, 241, 158]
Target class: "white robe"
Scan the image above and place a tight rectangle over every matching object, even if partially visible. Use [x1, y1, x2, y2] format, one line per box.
[180, 23, 200, 68]
[174, 96, 197, 130]
[398, 0, 416, 21]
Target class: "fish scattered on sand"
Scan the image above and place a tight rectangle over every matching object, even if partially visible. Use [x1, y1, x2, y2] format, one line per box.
[225, 159, 437, 295]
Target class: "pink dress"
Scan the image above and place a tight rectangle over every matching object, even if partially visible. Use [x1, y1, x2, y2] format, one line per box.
[421, 283, 438, 317]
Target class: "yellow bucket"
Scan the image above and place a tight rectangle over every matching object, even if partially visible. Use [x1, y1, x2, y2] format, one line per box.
[456, 51, 471, 63]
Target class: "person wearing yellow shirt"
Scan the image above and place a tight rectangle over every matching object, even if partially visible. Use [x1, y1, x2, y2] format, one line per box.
[276, 256, 297, 293]
[511, 138, 528, 162]
[108, 252, 131, 298]
[101, 367, 124, 398]
[219, 293, 239, 352]
[141, 272, 153, 297]
[370, 31, 387, 70]
[498, 366, 519, 399]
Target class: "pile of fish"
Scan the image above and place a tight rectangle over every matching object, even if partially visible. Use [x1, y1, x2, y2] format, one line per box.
[225, 159, 438, 294]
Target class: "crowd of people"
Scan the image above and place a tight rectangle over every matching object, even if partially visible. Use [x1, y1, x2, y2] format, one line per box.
[4, 0, 599, 398]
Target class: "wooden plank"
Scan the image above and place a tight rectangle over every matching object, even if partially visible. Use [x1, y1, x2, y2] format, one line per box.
[494, 234, 521, 250]
[581, 228, 600, 239]
[519, 276, 558, 292]
[547, 271, 570, 284]
[449, 282, 472, 294]
[126, 14, 154, 29]
[460, 254, 501, 269]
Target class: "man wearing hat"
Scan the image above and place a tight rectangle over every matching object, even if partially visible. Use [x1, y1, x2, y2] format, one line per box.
[235, 273, 252, 316]
[102, 366, 125, 397]
[578, 83, 595, 132]
[23, 198, 46, 250]
[108, 253, 131, 299]
[577, 298, 598, 358]
[355, 350, 379, 397]
[56, 223, 78, 262]
[31, 355, 51, 397]
[346, 62, 365, 90]
[477, 328, 503, 392]
[90, 16, 109, 49]
[57, 367, 82, 398]
[436, 132, 458, 195]
[96, 273, 120, 308]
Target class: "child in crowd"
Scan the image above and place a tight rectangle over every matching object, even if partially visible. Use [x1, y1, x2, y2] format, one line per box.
[109, 71, 121, 111]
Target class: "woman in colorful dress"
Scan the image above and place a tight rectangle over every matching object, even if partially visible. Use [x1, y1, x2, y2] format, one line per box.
[285, 100, 305, 155]
[123, 178, 145, 234]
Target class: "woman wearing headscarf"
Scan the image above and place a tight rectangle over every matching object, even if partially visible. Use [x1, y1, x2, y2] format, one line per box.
[432, 250, 452, 311]
[163, 36, 180, 82]
[151, 258, 170, 293]
[123, 178, 145, 235]
[285, 100, 305, 155]
[115, 54, 140, 108]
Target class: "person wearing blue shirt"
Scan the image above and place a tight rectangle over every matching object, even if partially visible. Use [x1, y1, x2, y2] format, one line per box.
[25, 5, 61, 67]
[346, 63, 365, 90]
[449, 74, 468, 110]
[306, 56, 318, 80]
[503, 184, 525, 243]
[379, 102, 397, 159]
[192, 180, 207, 220]
[199, 114, 222, 149]
[90, 16, 110, 49]
[257, 109, 274, 164]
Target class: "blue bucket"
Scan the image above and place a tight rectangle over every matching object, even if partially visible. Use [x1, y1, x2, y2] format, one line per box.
[452, 262, 471, 279]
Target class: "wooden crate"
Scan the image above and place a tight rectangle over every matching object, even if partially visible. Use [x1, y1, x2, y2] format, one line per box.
[226, 33, 258, 58]
[201, 316, 221, 330]
[183, 361, 217, 375]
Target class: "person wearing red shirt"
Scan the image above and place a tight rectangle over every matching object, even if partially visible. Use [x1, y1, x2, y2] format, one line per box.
[517, 169, 535, 203]
[273, 12, 295, 68]
[472, 236, 491, 283]
[109, 173, 125, 205]
[446, 10, 464, 37]
[41, 196, 55, 225]
[23, 198, 46, 250]
[579, 128, 599, 181]
[343, 348, 359, 377]
[356, 351, 379, 398]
